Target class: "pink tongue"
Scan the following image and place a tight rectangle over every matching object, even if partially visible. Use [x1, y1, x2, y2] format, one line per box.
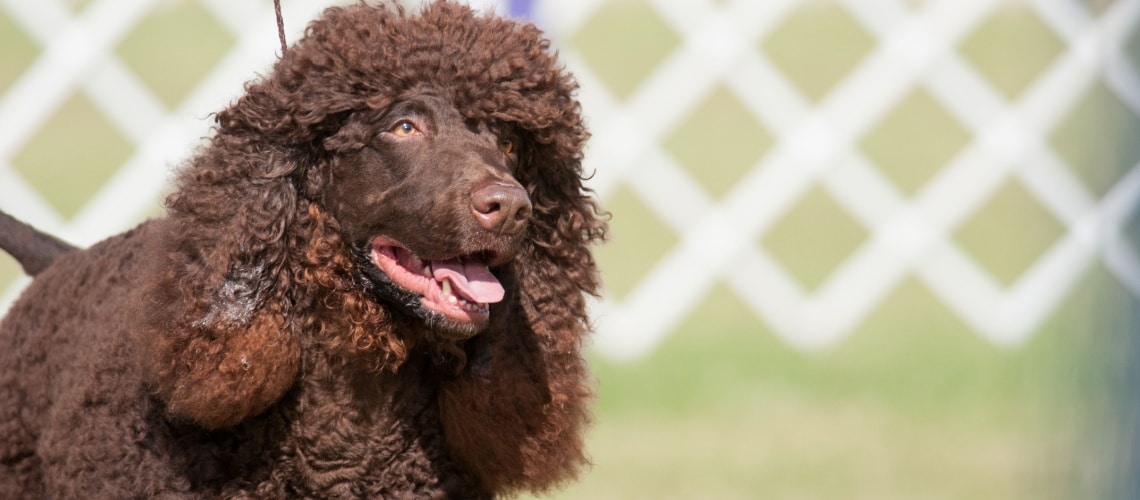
[431, 260, 504, 304]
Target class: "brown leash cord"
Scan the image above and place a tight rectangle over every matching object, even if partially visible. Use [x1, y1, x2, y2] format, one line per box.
[274, 0, 287, 54]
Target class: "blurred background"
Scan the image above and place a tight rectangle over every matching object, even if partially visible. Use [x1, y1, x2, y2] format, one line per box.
[1, 0, 1139, 498]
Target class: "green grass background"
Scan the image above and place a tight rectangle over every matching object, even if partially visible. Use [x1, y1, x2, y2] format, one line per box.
[2, 1, 1138, 498]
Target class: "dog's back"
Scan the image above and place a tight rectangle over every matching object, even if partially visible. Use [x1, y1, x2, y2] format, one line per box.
[0, 219, 158, 499]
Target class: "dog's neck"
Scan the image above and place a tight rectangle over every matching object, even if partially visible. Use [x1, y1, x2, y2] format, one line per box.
[224, 345, 481, 496]
[297, 340, 441, 413]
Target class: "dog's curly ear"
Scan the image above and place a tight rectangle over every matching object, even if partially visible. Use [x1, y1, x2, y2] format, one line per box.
[438, 258, 597, 494]
[438, 149, 606, 493]
[134, 148, 306, 430]
[137, 296, 301, 430]
[130, 25, 388, 426]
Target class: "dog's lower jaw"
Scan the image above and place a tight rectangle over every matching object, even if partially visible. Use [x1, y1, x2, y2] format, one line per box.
[419, 307, 488, 341]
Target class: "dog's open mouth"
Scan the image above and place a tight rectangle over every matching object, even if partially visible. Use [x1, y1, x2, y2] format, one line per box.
[368, 236, 503, 327]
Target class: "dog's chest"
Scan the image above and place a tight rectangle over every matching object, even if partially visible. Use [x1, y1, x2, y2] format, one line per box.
[217, 357, 478, 497]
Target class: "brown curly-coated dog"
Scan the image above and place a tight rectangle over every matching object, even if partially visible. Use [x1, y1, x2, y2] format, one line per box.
[0, 2, 606, 498]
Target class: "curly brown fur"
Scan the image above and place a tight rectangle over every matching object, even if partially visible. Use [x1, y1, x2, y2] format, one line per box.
[0, 2, 605, 498]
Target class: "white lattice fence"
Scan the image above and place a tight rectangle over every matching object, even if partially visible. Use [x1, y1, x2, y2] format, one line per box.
[1, 0, 1138, 362]
[545, 0, 1140, 358]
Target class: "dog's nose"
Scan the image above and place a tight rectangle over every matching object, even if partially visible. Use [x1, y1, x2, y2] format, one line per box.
[471, 182, 532, 234]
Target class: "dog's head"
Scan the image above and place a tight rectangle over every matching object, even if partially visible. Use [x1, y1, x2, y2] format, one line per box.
[322, 93, 530, 339]
[208, 1, 600, 345]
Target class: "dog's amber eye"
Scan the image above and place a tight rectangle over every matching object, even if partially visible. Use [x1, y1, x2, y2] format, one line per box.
[499, 137, 515, 155]
[391, 120, 417, 137]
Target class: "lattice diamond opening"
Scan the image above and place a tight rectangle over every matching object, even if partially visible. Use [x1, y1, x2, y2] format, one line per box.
[952, 178, 1066, 287]
[1049, 80, 1140, 198]
[11, 93, 133, 220]
[958, 4, 1065, 100]
[570, 0, 680, 101]
[595, 186, 678, 301]
[0, 259, 16, 303]
[850, 277, 973, 350]
[760, 0, 876, 102]
[859, 89, 971, 196]
[116, 0, 235, 109]
[0, 11, 39, 95]
[671, 284, 768, 348]
[759, 185, 868, 292]
[663, 85, 773, 199]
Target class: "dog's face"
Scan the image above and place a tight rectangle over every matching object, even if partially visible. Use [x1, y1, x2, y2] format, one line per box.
[323, 94, 530, 339]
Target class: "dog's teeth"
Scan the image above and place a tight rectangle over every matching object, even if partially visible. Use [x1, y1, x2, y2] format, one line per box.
[438, 278, 490, 313]
[423, 263, 432, 277]
[443, 279, 458, 304]
[460, 299, 482, 313]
